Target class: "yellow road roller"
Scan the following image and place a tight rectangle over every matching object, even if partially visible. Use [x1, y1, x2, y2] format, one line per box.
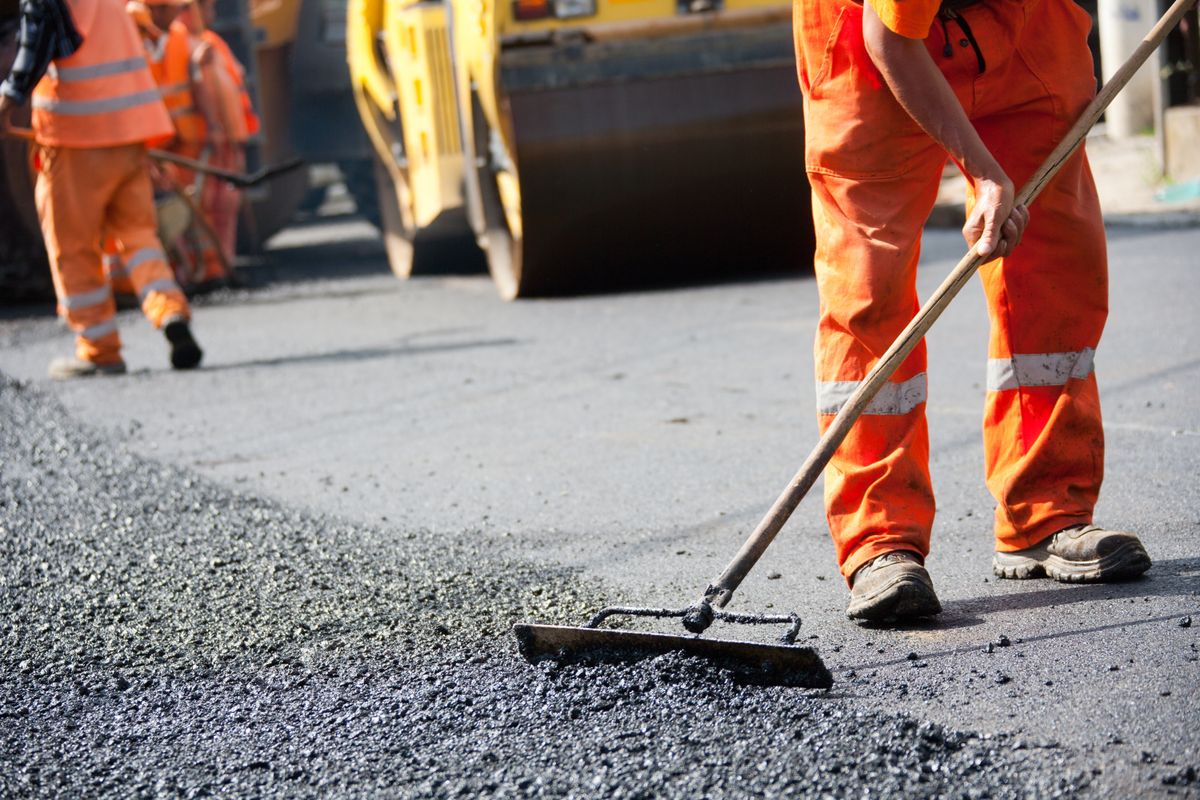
[347, 0, 812, 299]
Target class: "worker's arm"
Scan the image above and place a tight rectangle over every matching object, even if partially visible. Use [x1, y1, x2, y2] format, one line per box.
[189, 42, 229, 145]
[862, 1, 1028, 259]
[0, 0, 82, 108]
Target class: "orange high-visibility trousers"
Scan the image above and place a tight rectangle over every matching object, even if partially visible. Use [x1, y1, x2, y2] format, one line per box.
[194, 144, 242, 283]
[36, 143, 191, 364]
[794, 0, 1107, 581]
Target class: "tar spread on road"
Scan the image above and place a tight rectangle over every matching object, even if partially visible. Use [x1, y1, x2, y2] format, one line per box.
[1, 373, 1092, 797]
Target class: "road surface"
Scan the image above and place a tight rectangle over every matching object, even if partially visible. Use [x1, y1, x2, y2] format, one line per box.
[2, 216, 1197, 797]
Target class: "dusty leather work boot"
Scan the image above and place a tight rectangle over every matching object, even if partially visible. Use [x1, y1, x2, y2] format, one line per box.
[846, 551, 942, 622]
[993, 524, 1151, 582]
[48, 357, 127, 380]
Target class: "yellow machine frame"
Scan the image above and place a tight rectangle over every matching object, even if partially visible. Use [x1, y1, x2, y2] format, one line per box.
[348, 0, 808, 298]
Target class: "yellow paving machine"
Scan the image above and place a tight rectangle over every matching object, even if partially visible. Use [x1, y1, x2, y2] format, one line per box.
[347, 0, 813, 298]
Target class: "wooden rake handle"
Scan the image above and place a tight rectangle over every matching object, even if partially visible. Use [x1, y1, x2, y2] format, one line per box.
[700, 0, 1198, 610]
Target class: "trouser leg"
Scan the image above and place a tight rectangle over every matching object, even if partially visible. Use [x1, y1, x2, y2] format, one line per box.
[966, 0, 1108, 550]
[796, 0, 949, 581]
[197, 145, 240, 283]
[809, 166, 948, 582]
[35, 146, 123, 364]
[104, 144, 191, 328]
[103, 237, 137, 297]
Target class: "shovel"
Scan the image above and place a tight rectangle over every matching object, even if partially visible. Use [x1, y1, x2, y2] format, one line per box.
[3, 126, 303, 189]
[514, 0, 1196, 689]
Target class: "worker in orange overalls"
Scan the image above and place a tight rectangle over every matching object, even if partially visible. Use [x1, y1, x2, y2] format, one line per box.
[794, 0, 1151, 622]
[179, 0, 260, 283]
[0, 0, 203, 378]
[120, 0, 229, 289]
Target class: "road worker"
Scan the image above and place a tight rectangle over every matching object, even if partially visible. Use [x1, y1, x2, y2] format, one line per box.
[0, 0, 202, 378]
[794, 0, 1151, 621]
[178, 0, 259, 283]
[123, 0, 230, 289]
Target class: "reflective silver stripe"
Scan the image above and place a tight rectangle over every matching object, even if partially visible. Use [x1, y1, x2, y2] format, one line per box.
[137, 278, 182, 300]
[124, 247, 166, 271]
[816, 373, 927, 416]
[61, 285, 112, 310]
[31, 87, 164, 116]
[159, 81, 191, 98]
[987, 348, 1096, 392]
[170, 105, 196, 119]
[102, 254, 126, 277]
[80, 319, 118, 340]
[46, 57, 146, 83]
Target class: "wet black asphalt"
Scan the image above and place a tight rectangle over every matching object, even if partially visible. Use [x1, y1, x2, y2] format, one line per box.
[1, 373, 1100, 798]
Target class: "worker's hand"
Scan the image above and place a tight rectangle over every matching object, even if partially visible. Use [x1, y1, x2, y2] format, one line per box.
[0, 93, 15, 135]
[192, 41, 215, 68]
[964, 174, 1029, 260]
[150, 159, 180, 191]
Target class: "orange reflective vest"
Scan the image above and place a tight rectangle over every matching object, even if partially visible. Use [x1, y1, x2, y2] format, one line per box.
[144, 21, 207, 144]
[30, 0, 174, 148]
[202, 30, 260, 143]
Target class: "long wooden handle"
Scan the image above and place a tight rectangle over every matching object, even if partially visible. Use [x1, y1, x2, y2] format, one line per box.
[1, 126, 297, 188]
[702, 0, 1198, 609]
[3, 126, 35, 142]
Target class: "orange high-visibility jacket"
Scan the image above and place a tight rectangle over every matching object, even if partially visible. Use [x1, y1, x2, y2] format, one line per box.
[202, 30, 259, 143]
[30, 0, 174, 148]
[145, 21, 206, 143]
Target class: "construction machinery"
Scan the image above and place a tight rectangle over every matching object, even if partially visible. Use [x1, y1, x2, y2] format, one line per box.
[347, 0, 813, 298]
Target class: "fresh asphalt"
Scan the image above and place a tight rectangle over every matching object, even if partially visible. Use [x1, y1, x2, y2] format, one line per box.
[1, 217, 1197, 797]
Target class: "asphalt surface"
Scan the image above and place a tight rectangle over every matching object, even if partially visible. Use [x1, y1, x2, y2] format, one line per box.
[2, 216, 1199, 797]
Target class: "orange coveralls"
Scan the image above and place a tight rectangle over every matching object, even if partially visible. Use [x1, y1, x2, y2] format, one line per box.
[31, 0, 191, 365]
[794, 0, 1107, 580]
[193, 23, 260, 282]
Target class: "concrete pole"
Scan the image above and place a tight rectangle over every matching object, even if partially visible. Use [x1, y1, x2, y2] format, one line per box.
[1098, 0, 1160, 138]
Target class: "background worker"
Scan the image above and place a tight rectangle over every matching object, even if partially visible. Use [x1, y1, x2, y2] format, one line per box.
[179, 0, 259, 284]
[125, 0, 227, 288]
[794, 0, 1151, 622]
[0, 0, 203, 378]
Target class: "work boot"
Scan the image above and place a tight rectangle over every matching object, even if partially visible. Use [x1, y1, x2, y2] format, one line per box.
[993, 524, 1151, 583]
[846, 551, 942, 622]
[163, 318, 203, 370]
[47, 356, 127, 380]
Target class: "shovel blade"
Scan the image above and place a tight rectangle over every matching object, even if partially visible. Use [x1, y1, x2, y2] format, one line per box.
[513, 623, 833, 689]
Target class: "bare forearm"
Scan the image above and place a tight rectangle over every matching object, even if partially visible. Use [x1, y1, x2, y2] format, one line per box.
[862, 1, 1002, 183]
[860, 0, 1028, 257]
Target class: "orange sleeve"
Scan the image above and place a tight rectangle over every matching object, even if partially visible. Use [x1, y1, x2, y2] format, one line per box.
[866, 0, 941, 39]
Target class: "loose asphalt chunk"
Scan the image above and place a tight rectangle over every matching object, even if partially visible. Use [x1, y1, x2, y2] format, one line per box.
[1, 372, 1095, 797]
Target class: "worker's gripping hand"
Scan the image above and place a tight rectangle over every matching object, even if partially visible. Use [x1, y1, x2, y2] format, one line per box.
[964, 174, 1029, 260]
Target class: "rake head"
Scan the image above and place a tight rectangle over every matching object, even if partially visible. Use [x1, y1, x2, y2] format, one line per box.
[513, 604, 832, 689]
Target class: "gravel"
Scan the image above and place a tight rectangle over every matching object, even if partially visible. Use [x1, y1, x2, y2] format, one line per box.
[1, 372, 1093, 798]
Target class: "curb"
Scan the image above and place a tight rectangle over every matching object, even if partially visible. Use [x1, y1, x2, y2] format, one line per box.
[925, 203, 1200, 231]
[1102, 210, 1200, 229]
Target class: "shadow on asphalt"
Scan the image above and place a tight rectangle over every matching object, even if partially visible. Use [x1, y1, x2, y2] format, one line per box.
[200, 336, 521, 372]
[843, 556, 1200, 671]
[947, 556, 1200, 616]
[847, 608, 1199, 674]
